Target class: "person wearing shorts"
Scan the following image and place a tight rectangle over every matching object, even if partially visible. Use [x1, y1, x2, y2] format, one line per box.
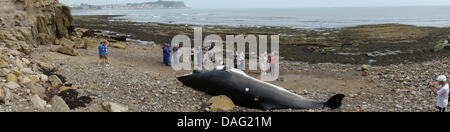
[98, 41, 110, 66]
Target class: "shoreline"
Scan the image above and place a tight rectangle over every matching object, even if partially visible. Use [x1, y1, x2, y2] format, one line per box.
[73, 15, 450, 66]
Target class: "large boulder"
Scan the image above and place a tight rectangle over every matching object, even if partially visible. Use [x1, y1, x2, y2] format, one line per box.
[56, 45, 80, 56]
[102, 102, 128, 112]
[36, 60, 54, 71]
[207, 95, 236, 112]
[50, 96, 71, 112]
[73, 38, 86, 49]
[49, 75, 63, 88]
[110, 43, 126, 49]
[31, 95, 47, 110]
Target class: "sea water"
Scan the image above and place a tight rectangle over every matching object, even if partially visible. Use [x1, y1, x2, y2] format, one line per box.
[73, 6, 450, 29]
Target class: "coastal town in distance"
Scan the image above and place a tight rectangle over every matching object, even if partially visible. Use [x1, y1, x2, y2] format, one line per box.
[70, 0, 187, 10]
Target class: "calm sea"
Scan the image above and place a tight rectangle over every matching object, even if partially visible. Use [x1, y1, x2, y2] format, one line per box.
[72, 6, 450, 29]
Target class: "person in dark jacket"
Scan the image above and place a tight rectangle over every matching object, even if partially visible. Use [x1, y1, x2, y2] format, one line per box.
[162, 43, 171, 66]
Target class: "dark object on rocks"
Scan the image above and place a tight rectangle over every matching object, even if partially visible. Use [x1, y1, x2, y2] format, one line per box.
[112, 35, 127, 41]
[57, 89, 92, 109]
[40, 68, 67, 83]
[82, 29, 97, 38]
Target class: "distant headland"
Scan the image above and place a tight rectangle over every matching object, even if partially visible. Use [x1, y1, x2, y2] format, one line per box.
[70, 0, 188, 10]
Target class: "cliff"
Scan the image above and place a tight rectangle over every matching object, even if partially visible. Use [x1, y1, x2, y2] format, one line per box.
[0, 0, 74, 54]
[0, 0, 77, 111]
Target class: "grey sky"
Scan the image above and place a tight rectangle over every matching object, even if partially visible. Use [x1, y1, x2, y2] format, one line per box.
[59, 0, 450, 8]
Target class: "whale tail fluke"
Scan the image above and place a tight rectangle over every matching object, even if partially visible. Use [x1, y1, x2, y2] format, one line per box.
[325, 94, 345, 110]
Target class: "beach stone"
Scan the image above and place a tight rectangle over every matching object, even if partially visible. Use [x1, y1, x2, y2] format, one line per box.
[362, 70, 369, 76]
[49, 75, 63, 88]
[21, 58, 31, 65]
[57, 45, 80, 56]
[39, 74, 48, 83]
[30, 75, 40, 83]
[12, 69, 24, 77]
[0, 68, 10, 77]
[361, 65, 369, 71]
[102, 102, 128, 112]
[73, 38, 86, 49]
[0, 87, 11, 103]
[50, 96, 71, 112]
[6, 73, 17, 83]
[14, 58, 24, 69]
[4, 82, 20, 89]
[207, 95, 236, 112]
[31, 95, 46, 110]
[29, 83, 46, 98]
[20, 68, 34, 75]
[0, 60, 8, 68]
[36, 61, 54, 71]
[18, 76, 32, 85]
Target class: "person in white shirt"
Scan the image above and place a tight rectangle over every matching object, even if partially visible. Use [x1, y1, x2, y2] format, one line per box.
[429, 75, 449, 112]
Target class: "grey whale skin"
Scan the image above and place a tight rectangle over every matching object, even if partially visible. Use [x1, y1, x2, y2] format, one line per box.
[177, 67, 345, 110]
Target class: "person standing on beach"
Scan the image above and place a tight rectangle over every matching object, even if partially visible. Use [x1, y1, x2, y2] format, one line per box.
[196, 46, 202, 67]
[172, 43, 179, 65]
[260, 52, 268, 75]
[162, 43, 171, 66]
[429, 75, 449, 112]
[98, 40, 110, 66]
[270, 52, 276, 77]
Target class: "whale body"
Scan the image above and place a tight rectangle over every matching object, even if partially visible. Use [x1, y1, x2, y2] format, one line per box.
[177, 66, 345, 110]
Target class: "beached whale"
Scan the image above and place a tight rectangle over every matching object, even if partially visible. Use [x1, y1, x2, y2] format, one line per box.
[177, 66, 345, 110]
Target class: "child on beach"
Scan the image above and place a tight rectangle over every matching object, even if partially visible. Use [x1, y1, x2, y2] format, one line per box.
[429, 75, 449, 112]
[98, 40, 110, 66]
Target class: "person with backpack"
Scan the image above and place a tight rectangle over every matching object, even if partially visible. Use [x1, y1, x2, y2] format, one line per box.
[429, 75, 449, 112]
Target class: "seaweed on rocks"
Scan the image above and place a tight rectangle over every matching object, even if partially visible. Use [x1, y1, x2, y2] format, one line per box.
[57, 89, 92, 109]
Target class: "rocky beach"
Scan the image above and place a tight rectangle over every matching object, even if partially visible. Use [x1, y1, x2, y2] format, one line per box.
[1, 0, 449, 112]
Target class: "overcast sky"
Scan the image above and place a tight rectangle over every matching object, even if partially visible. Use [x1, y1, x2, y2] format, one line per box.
[59, 0, 450, 8]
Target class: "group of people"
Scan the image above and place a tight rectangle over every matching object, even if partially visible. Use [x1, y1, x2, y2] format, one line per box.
[162, 43, 179, 66]
[259, 51, 277, 76]
[95, 40, 447, 112]
[98, 40, 110, 66]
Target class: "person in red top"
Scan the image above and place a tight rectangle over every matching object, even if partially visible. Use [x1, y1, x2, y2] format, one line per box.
[270, 52, 276, 77]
